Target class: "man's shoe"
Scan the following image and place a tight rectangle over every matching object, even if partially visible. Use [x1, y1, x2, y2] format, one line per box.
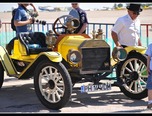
[147, 103, 152, 109]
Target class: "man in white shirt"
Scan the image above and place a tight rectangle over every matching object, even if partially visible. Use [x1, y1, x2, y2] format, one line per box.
[111, 3, 143, 47]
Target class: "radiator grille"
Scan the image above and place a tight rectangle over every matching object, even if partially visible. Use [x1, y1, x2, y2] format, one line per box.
[81, 47, 111, 74]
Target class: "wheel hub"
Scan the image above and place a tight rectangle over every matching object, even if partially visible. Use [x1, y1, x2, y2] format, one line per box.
[48, 80, 55, 89]
[130, 71, 139, 81]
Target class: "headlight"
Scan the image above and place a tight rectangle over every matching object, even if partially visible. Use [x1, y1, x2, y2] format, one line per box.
[112, 47, 127, 62]
[67, 49, 81, 64]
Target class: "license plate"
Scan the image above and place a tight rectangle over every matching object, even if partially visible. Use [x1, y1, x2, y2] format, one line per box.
[80, 83, 111, 93]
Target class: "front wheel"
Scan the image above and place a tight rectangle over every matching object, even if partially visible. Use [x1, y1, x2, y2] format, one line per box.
[116, 52, 148, 100]
[34, 61, 72, 110]
[0, 62, 4, 89]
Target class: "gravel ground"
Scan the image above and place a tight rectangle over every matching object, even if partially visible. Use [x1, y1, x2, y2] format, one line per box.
[0, 73, 151, 114]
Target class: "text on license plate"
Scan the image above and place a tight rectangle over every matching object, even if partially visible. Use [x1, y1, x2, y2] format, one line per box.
[80, 83, 111, 93]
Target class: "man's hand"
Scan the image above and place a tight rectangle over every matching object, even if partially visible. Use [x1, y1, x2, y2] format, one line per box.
[28, 18, 35, 24]
[30, 3, 39, 17]
[30, 3, 34, 7]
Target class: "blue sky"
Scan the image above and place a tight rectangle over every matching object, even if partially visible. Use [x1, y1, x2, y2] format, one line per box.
[0, 3, 124, 12]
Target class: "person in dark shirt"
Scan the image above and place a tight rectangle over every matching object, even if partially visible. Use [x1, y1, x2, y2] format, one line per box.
[69, 3, 88, 34]
[6, 3, 38, 56]
[6, 3, 39, 66]
[145, 43, 152, 109]
[14, 3, 38, 35]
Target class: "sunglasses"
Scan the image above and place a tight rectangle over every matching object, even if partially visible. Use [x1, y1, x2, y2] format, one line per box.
[133, 11, 140, 15]
[72, 4, 78, 5]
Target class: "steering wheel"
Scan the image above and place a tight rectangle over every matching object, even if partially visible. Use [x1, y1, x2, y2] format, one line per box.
[52, 15, 77, 36]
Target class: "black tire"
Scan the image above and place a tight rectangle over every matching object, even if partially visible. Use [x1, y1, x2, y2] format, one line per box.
[0, 62, 4, 89]
[116, 52, 148, 100]
[34, 61, 72, 110]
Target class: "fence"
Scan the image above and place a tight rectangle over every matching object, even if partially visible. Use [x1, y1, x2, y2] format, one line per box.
[1, 22, 152, 49]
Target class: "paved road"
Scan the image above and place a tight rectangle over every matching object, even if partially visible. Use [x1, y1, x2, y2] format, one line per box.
[0, 75, 151, 114]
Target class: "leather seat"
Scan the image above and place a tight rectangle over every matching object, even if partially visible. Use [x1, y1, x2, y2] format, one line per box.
[19, 32, 52, 55]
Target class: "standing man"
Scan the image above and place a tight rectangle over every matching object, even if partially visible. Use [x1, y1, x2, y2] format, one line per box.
[6, 3, 39, 55]
[11, 3, 38, 33]
[145, 43, 152, 109]
[69, 3, 88, 34]
[111, 3, 143, 47]
[14, 3, 38, 35]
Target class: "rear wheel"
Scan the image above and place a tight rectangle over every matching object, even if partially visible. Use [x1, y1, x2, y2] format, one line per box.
[34, 61, 72, 110]
[116, 52, 148, 99]
[0, 62, 4, 89]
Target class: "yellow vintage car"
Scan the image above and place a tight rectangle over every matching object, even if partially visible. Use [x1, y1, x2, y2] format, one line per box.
[0, 15, 148, 110]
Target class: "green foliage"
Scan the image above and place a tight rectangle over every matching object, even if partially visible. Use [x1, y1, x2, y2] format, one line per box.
[117, 3, 123, 8]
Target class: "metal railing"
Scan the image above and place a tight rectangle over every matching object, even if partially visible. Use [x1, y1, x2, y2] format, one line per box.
[1, 22, 151, 48]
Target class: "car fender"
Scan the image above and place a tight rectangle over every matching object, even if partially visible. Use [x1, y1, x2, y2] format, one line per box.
[111, 46, 147, 67]
[19, 51, 63, 79]
[38, 51, 62, 62]
[124, 46, 147, 55]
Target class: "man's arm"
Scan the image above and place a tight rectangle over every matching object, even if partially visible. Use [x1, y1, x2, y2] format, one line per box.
[0, 19, 2, 29]
[14, 18, 33, 27]
[30, 3, 39, 17]
[111, 31, 121, 47]
[147, 55, 151, 75]
[78, 23, 87, 34]
[138, 38, 142, 46]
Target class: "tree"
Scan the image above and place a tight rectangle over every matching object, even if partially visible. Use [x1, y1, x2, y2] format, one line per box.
[117, 3, 123, 8]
